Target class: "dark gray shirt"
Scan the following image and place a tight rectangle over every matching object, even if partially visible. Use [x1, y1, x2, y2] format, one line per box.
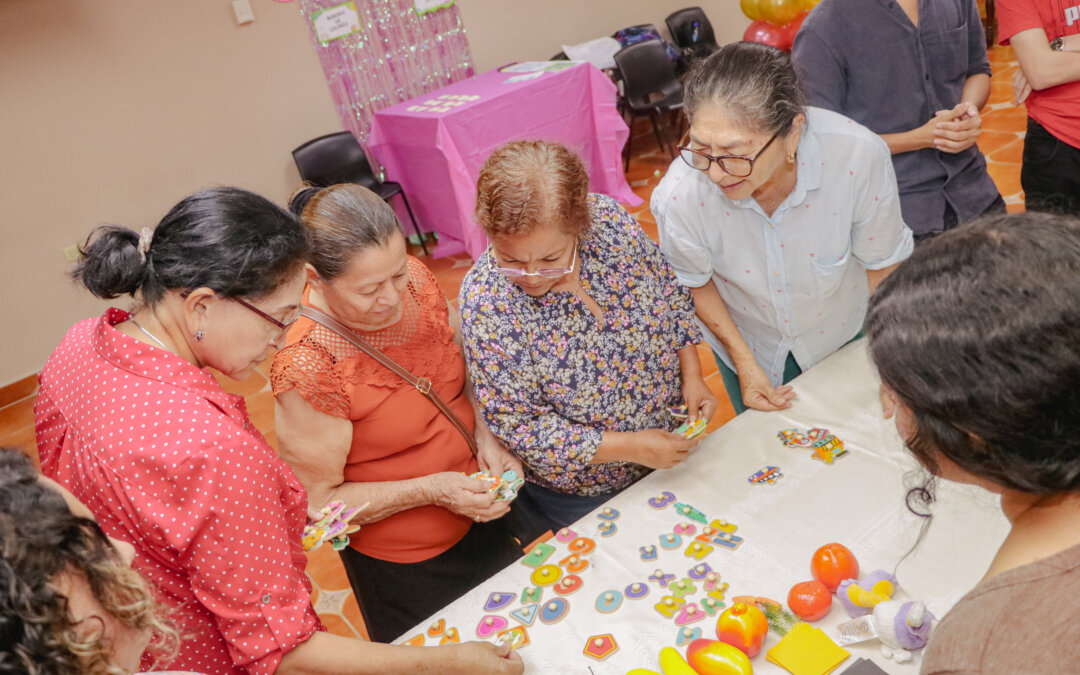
[792, 0, 1001, 235]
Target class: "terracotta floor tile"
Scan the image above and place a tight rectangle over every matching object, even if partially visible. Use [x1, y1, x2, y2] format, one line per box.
[987, 137, 1024, 165]
[978, 129, 1023, 155]
[319, 612, 362, 640]
[982, 104, 1030, 130]
[987, 161, 1024, 199]
[697, 344, 718, 378]
[987, 45, 1016, 63]
[340, 594, 371, 641]
[305, 544, 354, 591]
[703, 372, 736, 432]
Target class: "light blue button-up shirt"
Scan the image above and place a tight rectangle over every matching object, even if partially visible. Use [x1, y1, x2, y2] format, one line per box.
[653, 107, 914, 385]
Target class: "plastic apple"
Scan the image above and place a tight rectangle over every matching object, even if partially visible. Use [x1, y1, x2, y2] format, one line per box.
[715, 602, 769, 658]
[686, 639, 754, 675]
[787, 580, 832, 621]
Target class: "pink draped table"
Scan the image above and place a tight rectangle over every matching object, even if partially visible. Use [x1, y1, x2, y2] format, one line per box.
[367, 62, 641, 259]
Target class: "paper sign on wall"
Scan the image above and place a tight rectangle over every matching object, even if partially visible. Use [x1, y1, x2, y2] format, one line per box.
[414, 0, 455, 15]
[312, 2, 361, 43]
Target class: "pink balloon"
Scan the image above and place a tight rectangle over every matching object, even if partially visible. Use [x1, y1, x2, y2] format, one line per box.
[743, 20, 788, 50]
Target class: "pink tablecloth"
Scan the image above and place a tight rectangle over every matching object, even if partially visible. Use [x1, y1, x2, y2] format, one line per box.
[367, 62, 641, 259]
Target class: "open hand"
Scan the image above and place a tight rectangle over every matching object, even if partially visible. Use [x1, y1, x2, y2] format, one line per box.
[739, 362, 796, 412]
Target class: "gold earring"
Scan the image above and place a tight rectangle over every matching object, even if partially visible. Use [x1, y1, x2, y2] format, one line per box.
[786, 152, 796, 164]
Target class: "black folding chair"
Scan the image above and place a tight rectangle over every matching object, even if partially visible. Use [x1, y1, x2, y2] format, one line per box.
[291, 131, 429, 255]
[665, 7, 721, 63]
[613, 40, 684, 170]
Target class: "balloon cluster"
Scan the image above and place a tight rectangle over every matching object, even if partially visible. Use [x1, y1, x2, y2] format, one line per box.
[741, 0, 819, 51]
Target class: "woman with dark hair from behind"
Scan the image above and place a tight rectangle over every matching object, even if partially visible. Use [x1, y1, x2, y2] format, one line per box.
[0, 447, 179, 674]
[36, 187, 522, 674]
[866, 211, 1080, 673]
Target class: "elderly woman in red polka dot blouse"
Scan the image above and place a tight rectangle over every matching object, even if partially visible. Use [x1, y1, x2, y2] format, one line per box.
[34, 188, 522, 675]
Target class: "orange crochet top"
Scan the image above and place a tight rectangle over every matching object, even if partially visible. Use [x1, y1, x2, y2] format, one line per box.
[270, 257, 476, 563]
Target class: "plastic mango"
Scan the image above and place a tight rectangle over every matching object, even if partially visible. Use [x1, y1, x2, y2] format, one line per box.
[659, 646, 698, 675]
[626, 670, 662, 675]
[687, 638, 754, 675]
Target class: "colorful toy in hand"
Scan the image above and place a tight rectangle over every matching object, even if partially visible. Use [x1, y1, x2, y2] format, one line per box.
[778, 426, 849, 463]
[668, 404, 689, 420]
[302, 500, 366, 552]
[837, 570, 897, 617]
[468, 469, 524, 502]
[675, 418, 707, 440]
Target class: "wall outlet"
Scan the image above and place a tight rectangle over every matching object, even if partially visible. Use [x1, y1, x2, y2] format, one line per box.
[232, 0, 255, 25]
[62, 245, 81, 262]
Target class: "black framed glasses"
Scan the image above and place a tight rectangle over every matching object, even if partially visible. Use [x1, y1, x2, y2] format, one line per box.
[678, 129, 782, 178]
[232, 298, 299, 340]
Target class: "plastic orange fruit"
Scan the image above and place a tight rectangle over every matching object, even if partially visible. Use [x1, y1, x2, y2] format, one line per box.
[810, 543, 860, 592]
[787, 580, 832, 621]
[715, 602, 769, 658]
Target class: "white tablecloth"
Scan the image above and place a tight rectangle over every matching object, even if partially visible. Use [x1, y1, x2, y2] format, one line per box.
[401, 340, 1010, 674]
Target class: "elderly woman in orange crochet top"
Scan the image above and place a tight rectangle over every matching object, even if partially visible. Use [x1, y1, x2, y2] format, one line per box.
[271, 184, 523, 645]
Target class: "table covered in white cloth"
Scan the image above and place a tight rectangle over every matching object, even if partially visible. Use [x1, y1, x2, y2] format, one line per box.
[399, 340, 1009, 674]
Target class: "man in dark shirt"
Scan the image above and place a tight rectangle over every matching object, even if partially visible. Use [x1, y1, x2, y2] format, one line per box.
[792, 0, 1004, 239]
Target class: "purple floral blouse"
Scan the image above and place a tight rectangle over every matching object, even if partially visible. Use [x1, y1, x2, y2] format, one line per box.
[460, 194, 701, 496]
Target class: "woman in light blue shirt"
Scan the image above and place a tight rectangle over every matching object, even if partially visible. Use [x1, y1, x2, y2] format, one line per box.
[653, 42, 913, 414]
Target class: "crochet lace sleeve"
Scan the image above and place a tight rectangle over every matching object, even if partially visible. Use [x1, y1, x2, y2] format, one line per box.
[270, 338, 350, 420]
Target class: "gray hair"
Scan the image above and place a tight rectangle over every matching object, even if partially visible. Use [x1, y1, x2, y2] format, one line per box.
[683, 42, 806, 135]
[288, 183, 401, 280]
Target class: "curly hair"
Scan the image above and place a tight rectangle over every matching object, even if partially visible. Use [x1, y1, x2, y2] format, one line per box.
[0, 448, 179, 674]
[867, 212, 1080, 497]
[474, 140, 591, 239]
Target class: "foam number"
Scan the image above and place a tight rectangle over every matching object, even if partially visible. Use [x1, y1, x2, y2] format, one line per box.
[712, 531, 744, 551]
[552, 574, 584, 596]
[688, 563, 713, 580]
[427, 618, 446, 637]
[404, 634, 425, 646]
[685, 541, 714, 560]
[640, 545, 658, 561]
[709, 519, 738, 534]
[568, 537, 596, 555]
[521, 541, 555, 568]
[476, 615, 509, 639]
[673, 523, 697, 536]
[531, 564, 563, 587]
[625, 582, 650, 599]
[554, 527, 578, 542]
[674, 502, 708, 524]
[660, 533, 683, 550]
[655, 595, 686, 619]
[676, 626, 703, 646]
[669, 577, 697, 598]
[595, 590, 624, 613]
[559, 553, 589, 574]
[704, 572, 727, 593]
[675, 602, 707, 625]
[598, 521, 617, 537]
[648, 491, 677, 509]
[539, 597, 570, 624]
[649, 569, 676, 587]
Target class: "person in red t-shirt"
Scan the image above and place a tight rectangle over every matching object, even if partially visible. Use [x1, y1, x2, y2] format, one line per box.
[998, 0, 1080, 214]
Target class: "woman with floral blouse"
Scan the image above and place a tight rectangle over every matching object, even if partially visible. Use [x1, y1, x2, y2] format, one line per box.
[460, 140, 718, 541]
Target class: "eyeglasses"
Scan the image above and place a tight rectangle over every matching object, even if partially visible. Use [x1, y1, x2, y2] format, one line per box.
[678, 129, 782, 178]
[491, 242, 578, 279]
[232, 297, 299, 341]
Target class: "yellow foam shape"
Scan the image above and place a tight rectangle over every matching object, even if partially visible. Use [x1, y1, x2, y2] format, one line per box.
[766, 623, 850, 675]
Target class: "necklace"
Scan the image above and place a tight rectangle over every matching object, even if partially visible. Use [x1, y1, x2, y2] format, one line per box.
[129, 317, 173, 353]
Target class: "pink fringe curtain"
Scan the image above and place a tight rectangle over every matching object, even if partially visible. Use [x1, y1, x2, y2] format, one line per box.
[298, 0, 474, 144]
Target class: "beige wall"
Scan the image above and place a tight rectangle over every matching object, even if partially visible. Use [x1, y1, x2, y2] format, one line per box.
[0, 0, 749, 387]
[459, 0, 749, 72]
[0, 0, 341, 386]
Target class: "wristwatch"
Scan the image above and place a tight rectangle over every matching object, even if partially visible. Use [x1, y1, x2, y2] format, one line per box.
[1050, 36, 1065, 51]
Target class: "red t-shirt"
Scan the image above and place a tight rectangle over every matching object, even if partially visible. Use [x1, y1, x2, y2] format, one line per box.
[998, 0, 1080, 148]
[271, 258, 476, 564]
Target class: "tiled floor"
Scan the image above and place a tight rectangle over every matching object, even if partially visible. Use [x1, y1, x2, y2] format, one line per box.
[0, 46, 1025, 643]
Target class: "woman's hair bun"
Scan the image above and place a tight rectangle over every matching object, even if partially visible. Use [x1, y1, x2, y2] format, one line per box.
[288, 185, 321, 217]
[71, 225, 148, 299]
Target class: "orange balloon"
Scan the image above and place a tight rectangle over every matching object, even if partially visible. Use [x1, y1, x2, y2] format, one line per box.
[740, 0, 763, 21]
[800, 0, 822, 10]
[810, 543, 860, 593]
[758, 0, 802, 25]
